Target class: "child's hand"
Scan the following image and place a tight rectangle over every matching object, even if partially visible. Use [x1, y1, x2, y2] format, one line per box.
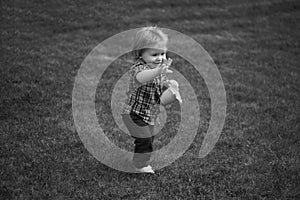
[158, 58, 173, 74]
[162, 79, 179, 89]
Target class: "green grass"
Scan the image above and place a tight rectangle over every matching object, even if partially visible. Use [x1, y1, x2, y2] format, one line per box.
[1, 0, 299, 199]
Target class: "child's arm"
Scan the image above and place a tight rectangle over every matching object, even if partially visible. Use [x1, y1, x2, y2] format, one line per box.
[136, 67, 162, 83]
[136, 58, 172, 83]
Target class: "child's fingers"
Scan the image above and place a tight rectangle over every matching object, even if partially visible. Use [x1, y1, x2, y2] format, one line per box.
[165, 69, 173, 73]
[163, 58, 172, 66]
[159, 58, 172, 74]
[162, 79, 177, 88]
[165, 59, 172, 67]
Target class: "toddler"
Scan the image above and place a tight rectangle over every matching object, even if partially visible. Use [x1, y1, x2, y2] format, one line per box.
[121, 27, 182, 173]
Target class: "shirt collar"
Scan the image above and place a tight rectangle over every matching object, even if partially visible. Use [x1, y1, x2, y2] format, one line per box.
[136, 57, 146, 64]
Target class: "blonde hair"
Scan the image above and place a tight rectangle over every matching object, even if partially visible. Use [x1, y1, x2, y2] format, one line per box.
[132, 27, 168, 60]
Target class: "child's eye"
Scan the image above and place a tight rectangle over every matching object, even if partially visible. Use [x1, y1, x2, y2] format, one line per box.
[152, 53, 165, 57]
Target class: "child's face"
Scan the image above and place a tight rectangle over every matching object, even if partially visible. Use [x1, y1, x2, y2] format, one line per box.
[141, 45, 167, 68]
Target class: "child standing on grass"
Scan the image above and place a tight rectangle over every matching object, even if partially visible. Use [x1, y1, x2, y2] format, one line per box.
[121, 27, 182, 173]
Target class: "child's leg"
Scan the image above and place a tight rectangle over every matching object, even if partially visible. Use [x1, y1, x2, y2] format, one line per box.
[121, 113, 154, 168]
[132, 136, 153, 168]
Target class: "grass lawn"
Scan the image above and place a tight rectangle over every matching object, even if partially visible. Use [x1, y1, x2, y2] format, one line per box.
[1, 0, 299, 199]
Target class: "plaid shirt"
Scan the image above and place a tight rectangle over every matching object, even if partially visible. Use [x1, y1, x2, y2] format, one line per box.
[122, 59, 166, 125]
